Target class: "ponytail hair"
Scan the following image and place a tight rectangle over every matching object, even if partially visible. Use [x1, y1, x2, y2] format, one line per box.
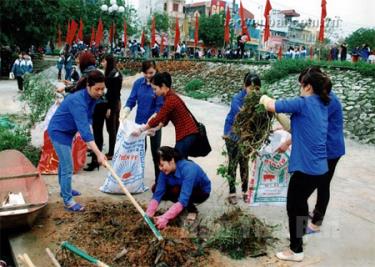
[299, 67, 332, 105]
[151, 72, 172, 88]
[74, 70, 105, 92]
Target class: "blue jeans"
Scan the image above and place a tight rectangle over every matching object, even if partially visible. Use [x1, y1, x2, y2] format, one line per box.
[65, 67, 72, 80]
[175, 134, 197, 158]
[52, 141, 74, 206]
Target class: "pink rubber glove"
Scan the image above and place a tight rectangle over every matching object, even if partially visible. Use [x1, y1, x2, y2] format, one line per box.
[146, 199, 159, 218]
[155, 202, 184, 230]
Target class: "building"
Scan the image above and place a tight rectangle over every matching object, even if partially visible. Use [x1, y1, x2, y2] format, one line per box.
[266, 9, 317, 51]
[137, 0, 185, 26]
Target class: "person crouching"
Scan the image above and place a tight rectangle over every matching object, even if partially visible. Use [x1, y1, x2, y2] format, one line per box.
[146, 146, 211, 229]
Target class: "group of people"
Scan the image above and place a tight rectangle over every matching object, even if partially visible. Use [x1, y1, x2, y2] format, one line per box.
[222, 66, 345, 262]
[10, 52, 33, 91]
[48, 51, 344, 262]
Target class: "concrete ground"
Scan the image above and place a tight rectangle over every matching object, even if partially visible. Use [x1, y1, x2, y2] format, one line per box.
[1, 78, 375, 267]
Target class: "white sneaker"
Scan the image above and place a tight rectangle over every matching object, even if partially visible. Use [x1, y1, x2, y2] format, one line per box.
[276, 249, 304, 262]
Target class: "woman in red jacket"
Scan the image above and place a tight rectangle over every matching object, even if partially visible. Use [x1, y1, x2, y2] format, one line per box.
[132, 72, 198, 158]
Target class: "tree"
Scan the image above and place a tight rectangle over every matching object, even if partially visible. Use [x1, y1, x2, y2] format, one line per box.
[0, 0, 138, 50]
[147, 12, 170, 33]
[199, 14, 225, 47]
[345, 28, 375, 51]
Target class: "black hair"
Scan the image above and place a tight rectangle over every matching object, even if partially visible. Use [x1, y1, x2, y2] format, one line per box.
[244, 71, 261, 88]
[74, 70, 105, 92]
[298, 67, 332, 105]
[151, 72, 172, 88]
[104, 54, 116, 77]
[141, 60, 157, 73]
[157, 146, 182, 163]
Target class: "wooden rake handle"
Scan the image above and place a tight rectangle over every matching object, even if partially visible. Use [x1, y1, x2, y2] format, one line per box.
[103, 161, 163, 241]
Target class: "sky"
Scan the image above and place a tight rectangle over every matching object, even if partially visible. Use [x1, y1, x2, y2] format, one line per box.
[128, 0, 374, 37]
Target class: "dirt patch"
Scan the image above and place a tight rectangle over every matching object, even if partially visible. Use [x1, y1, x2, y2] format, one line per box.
[31, 199, 205, 267]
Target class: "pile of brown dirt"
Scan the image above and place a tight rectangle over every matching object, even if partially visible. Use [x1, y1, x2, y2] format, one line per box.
[49, 200, 205, 267]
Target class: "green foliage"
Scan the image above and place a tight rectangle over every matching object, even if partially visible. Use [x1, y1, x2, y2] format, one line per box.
[0, 122, 41, 166]
[185, 79, 204, 92]
[148, 12, 170, 33]
[20, 73, 56, 126]
[207, 208, 277, 259]
[345, 28, 375, 51]
[262, 59, 375, 83]
[0, 0, 138, 49]
[199, 14, 225, 47]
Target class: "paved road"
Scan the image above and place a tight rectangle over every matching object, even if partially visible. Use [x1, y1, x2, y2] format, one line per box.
[1, 78, 375, 267]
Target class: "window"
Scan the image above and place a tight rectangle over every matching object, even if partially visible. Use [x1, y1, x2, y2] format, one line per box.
[173, 3, 179, 12]
[164, 3, 167, 11]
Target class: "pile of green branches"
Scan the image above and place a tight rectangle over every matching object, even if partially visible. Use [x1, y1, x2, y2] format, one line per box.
[232, 90, 273, 159]
[207, 207, 277, 259]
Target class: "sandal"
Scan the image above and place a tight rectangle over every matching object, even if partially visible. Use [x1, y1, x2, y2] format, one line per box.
[64, 202, 85, 212]
[306, 225, 320, 235]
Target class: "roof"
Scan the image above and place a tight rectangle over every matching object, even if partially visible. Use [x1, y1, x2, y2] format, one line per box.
[243, 8, 254, 19]
[281, 9, 300, 17]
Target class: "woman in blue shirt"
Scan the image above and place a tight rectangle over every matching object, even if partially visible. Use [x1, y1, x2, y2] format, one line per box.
[277, 68, 346, 234]
[120, 60, 164, 182]
[145, 146, 211, 229]
[223, 72, 261, 205]
[260, 68, 332, 262]
[48, 70, 107, 212]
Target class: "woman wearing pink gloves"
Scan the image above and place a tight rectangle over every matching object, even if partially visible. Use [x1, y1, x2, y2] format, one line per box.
[146, 146, 211, 229]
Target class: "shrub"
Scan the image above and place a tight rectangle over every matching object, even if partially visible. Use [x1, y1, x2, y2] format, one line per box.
[20, 72, 55, 126]
[185, 79, 205, 92]
[0, 125, 41, 166]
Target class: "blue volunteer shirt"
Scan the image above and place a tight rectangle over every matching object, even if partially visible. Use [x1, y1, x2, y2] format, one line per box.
[48, 89, 96, 146]
[152, 160, 211, 207]
[275, 95, 328, 175]
[224, 89, 247, 141]
[125, 77, 164, 124]
[327, 92, 345, 159]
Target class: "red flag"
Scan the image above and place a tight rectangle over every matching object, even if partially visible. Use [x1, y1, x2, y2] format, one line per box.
[151, 16, 156, 47]
[194, 14, 199, 47]
[68, 20, 78, 45]
[278, 46, 282, 60]
[123, 19, 127, 48]
[224, 7, 231, 44]
[318, 0, 327, 43]
[95, 18, 103, 47]
[57, 25, 62, 48]
[90, 26, 95, 46]
[77, 18, 84, 42]
[263, 0, 272, 43]
[140, 31, 145, 48]
[310, 47, 314, 59]
[113, 23, 116, 44]
[240, 1, 250, 41]
[174, 17, 180, 50]
[109, 23, 113, 44]
[65, 20, 71, 43]
[160, 34, 164, 54]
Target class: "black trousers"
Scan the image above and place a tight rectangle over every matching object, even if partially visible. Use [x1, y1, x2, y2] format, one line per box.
[145, 129, 162, 182]
[287, 171, 325, 253]
[311, 157, 341, 226]
[225, 139, 249, 194]
[91, 102, 108, 163]
[105, 100, 121, 157]
[16, 76, 23, 91]
[152, 184, 209, 213]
